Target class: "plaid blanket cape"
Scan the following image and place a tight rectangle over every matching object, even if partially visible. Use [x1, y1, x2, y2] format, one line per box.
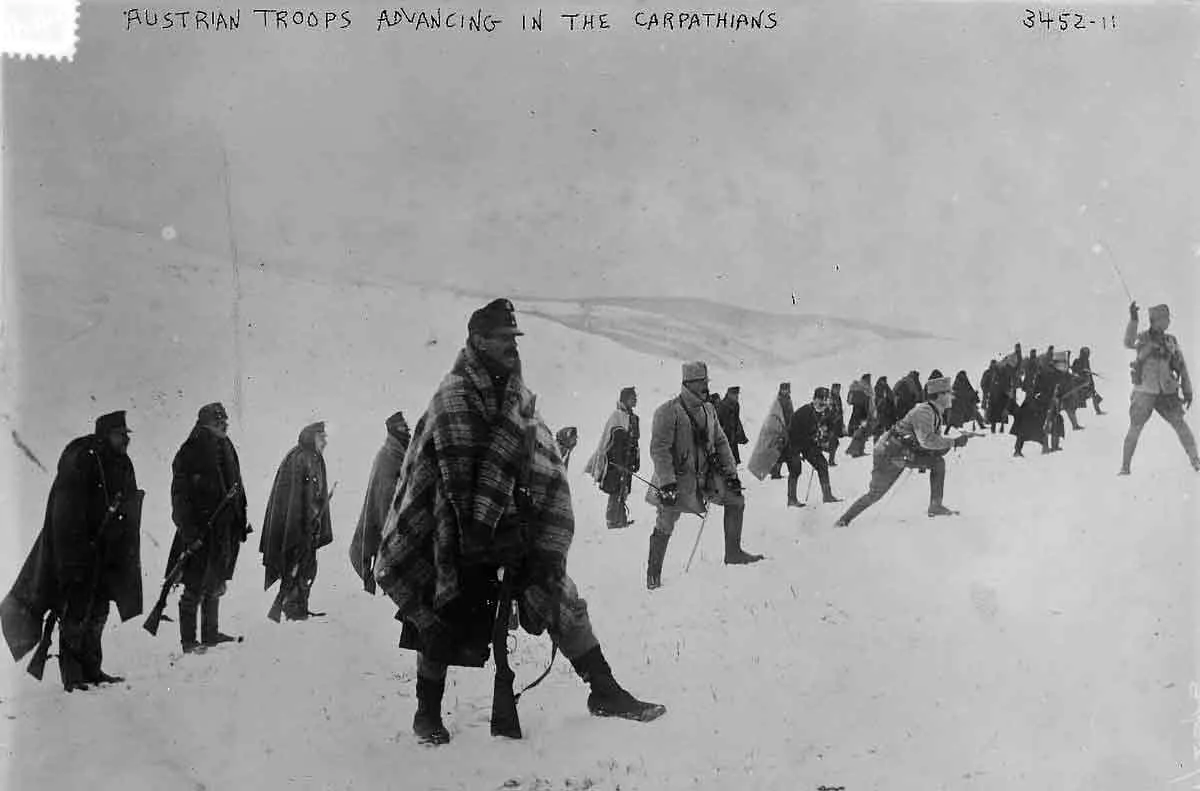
[374, 346, 574, 635]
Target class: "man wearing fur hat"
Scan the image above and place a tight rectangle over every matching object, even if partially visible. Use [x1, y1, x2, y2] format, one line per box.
[834, 377, 971, 527]
[168, 402, 250, 652]
[260, 421, 333, 620]
[647, 361, 763, 591]
[375, 299, 665, 746]
[585, 387, 640, 530]
[1, 412, 144, 691]
[350, 411, 410, 594]
[1120, 302, 1199, 474]
[715, 387, 749, 465]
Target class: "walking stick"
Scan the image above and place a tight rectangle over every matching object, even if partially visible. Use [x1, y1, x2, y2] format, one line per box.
[683, 510, 710, 574]
[803, 468, 816, 505]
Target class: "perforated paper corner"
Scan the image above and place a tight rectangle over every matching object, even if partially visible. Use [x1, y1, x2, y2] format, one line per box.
[1, 0, 78, 61]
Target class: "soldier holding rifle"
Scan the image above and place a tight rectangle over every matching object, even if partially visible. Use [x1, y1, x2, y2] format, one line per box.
[1, 412, 144, 691]
[166, 403, 250, 652]
[373, 299, 664, 746]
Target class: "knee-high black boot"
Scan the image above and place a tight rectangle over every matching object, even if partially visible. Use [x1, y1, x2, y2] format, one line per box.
[570, 646, 666, 722]
[413, 675, 450, 745]
[646, 531, 669, 590]
[201, 595, 237, 646]
[179, 587, 201, 653]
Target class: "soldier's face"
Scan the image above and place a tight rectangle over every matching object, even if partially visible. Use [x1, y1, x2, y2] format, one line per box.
[107, 430, 130, 455]
[314, 431, 328, 454]
[476, 332, 521, 373]
[684, 379, 709, 400]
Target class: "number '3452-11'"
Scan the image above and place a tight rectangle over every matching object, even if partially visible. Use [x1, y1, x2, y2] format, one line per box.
[1023, 10, 1117, 30]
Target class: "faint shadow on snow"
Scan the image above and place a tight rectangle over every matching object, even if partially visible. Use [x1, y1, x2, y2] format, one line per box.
[437, 289, 946, 369]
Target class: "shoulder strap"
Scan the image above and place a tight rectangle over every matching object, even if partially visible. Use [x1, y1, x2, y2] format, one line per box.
[677, 396, 711, 450]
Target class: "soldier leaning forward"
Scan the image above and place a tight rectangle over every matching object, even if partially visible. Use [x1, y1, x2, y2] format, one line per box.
[1, 411, 144, 691]
[260, 422, 333, 620]
[168, 402, 250, 653]
[374, 299, 665, 746]
[834, 377, 971, 527]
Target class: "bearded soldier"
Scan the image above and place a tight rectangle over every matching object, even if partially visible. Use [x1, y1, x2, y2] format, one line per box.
[584, 387, 640, 530]
[261, 422, 333, 620]
[168, 402, 250, 652]
[350, 411, 410, 594]
[1120, 302, 1199, 474]
[374, 299, 665, 746]
[834, 377, 971, 527]
[1, 412, 144, 691]
[646, 361, 762, 591]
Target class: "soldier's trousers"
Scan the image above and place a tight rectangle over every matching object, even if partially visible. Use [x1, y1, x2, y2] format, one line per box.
[605, 489, 629, 528]
[282, 551, 319, 619]
[1123, 391, 1199, 467]
[417, 574, 599, 680]
[58, 583, 110, 686]
[838, 448, 945, 525]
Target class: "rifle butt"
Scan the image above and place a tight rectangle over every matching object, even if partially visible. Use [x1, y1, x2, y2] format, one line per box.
[490, 667, 522, 739]
[142, 605, 164, 636]
[266, 594, 284, 623]
[26, 650, 49, 681]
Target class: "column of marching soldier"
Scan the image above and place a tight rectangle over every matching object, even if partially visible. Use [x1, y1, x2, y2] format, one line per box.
[1, 298, 1194, 746]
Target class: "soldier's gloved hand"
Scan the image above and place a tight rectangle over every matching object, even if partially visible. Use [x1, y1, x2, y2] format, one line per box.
[658, 483, 679, 507]
[953, 434, 970, 448]
[1184, 391, 1194, 410]
[726, 476, 743, 494]
[1129, 301, 1139, 321]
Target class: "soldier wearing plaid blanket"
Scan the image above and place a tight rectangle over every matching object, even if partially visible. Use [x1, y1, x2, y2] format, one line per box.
[374, 299, 665, 745]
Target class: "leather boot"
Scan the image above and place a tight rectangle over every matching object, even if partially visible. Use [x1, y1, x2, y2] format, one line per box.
[646, 531, 669, 590]
[179, 589, 202, 654]
[722, 506, 762, 565]
[786, 473, 803, 508]
[413, 675, 451, 745]
[201, 596, 237, 647]
[570, 646, 666, 722]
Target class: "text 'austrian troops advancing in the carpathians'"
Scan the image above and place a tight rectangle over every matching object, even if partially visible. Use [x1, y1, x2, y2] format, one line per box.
[122, 7, 781, 32]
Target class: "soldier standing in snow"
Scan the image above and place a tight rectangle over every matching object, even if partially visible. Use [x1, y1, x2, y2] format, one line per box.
[1071, 347, 1105, 416]
[646, 361, 762, 591]
[1, 412, 144, 691]
[584, 387, 640, 530]
[825, 382, 846, 466]
[374, 299, 665, 746]
[260, 422, 333, 620]
[715, 386, 749, 465]
[872, 376, 897, 440]
[834, 377, 971, 527]
[785, 387, 842, 508]
[749, 383, 793, 479]
[349, 411, 410, 594]
[1120, 302, 1199, 474]
[168, 402, 250, 652]
[845, 374, 875, 457]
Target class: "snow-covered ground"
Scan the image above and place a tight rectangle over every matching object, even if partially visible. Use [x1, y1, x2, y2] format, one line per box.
[1, 211, 1195, 791]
